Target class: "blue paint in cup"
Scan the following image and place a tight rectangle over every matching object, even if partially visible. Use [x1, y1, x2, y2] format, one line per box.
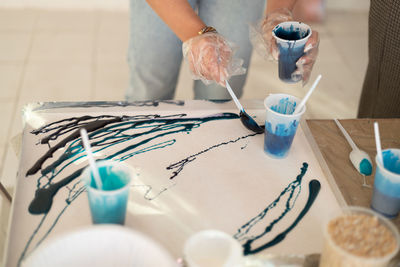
[273, 22, 311, 83]
[371, 149, 400, 218]
[264, 94, 304, 158]
[82, 160, 132, 224]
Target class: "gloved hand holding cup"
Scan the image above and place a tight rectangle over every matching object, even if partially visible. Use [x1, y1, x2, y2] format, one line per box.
[251, 8, 320, 85]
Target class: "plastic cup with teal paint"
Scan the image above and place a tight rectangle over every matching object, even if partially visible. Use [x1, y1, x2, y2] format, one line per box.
[371, 148, 400, 218]
[82, 160, 133, 225]
[272, 21, 311, 83]
[263, 94, 305, 158]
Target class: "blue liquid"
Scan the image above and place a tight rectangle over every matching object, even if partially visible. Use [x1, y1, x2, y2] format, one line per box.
[87, 165, 130, 224]
[278, 43, 305, 83]
[264, 98, 299, 158]
[264, 130, 295, 158]
[371, 150, 400, 218]
[274, 25, 309, 41]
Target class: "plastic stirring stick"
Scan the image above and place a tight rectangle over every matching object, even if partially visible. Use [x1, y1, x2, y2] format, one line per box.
[374, 122, 384, 165]
[80, 128, 103, 190]
[293, 74, 322, 115]
[225, 81, 244, 112]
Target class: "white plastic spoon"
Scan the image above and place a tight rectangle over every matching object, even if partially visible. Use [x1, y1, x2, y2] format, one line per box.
[293, 74, 322, 115]
[334, 119, 373, 187]
[225, 81, 264, 134]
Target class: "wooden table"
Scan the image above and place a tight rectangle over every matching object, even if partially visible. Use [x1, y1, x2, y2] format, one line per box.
[307, 118, 400, 263]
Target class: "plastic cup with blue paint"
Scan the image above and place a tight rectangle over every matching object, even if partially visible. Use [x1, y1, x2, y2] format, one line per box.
[371, 148, 400, 218]
[272, 21, 311, 83]
[263, 94, 305, 158]
[82, 160, 133, 225]
[183, 230, 243, 267]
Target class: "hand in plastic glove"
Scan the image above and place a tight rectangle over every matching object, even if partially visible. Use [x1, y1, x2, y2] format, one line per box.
[293, 30, 319, 85]
[182, 32, 246, 87]
[251, 8, 320, 85]
[260, 8, 294, 61]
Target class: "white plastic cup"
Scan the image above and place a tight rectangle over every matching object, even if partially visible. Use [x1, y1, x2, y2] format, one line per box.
[81, 160, 134, 225]
[272, 21, 311, 83]
[263, 93, 305, 158]
[371, 148, 400, 218]
[319, 206, 400, 267]
[183, 230, 243, 267]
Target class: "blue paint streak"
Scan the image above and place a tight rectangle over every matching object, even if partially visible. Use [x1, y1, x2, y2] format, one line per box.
[234, 163, 317, 255]
[243, 179, 320, 255]
[20, 112, 254, 265]
[270, 97, 297, 115]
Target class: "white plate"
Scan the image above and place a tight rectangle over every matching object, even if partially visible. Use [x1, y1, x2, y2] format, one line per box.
[21, 225, 177, 267]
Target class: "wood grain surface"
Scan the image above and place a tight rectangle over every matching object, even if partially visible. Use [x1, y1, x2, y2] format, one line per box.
[307, 118, 400, 263]
[307, 118, 400, 228]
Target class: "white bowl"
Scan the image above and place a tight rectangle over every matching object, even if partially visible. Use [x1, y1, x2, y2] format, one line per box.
[22, 225, 177, 267]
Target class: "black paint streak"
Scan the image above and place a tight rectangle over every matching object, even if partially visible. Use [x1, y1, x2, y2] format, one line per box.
[167, 132, 259, 179]
[244, 179, 321, 255]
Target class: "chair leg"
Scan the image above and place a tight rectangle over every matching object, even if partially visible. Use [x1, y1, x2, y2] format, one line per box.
[0, 182, 11, 203]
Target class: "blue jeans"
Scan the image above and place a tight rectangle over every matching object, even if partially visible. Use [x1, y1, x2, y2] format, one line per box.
[127, 0, 265, 101]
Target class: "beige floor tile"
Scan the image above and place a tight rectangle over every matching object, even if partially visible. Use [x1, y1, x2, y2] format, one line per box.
[0, 195, 11, 265]
[35, 9, 96, 33]
[29, 32, 93, 63]
[0, 32, 32, 62]
[325, 10, 368, 35]
[0, 144, 18, 194]
[97, 10, 129, 37]
[0, 9, 38, 32]
[20, 62, 92, 101]
[93, 62, 129, 101]
[0, 64, 23, 100]
[96, 32, 129, 64]
[317, 34, 346, 64]
[0, 101, 15, 149]
[331, 34, 368, 82]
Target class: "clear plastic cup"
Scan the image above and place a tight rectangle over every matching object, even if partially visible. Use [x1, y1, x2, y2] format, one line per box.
[81, 160, 134, 225]
[183, 230, 243, 267]
[371, 148, 400, 218]
[263, 93, 305, 158]
[272, 21, 311, 83]
[319, 206, 400, 267]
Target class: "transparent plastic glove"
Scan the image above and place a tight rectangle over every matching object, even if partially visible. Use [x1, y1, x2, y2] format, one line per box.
[250, 8, 293, 61]
[293, 31, 319, 85]
[249, 8, 320, 85]
[182, 32, 246, 87]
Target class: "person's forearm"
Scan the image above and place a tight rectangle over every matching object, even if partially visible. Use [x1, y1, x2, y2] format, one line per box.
[266, 0, 297, 14]
[146, 0, 206, 42]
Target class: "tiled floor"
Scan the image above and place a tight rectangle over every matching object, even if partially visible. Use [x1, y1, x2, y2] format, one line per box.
[0, 7, 369, 263]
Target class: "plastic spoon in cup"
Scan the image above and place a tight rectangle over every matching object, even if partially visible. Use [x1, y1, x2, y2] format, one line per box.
[293, 74, 322, 115]
[374, 122, 384, 164]
[334, 119, 373, 187]
[225, 81, 264, 134]
[80, 128, 103, 190]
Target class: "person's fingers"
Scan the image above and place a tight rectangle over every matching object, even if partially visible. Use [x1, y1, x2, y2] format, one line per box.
[304, 31, 319, 53]
[292, 30, 319, 86]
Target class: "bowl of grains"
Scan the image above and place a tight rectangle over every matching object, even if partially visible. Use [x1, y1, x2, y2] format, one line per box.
[319, 206, 399, 267]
